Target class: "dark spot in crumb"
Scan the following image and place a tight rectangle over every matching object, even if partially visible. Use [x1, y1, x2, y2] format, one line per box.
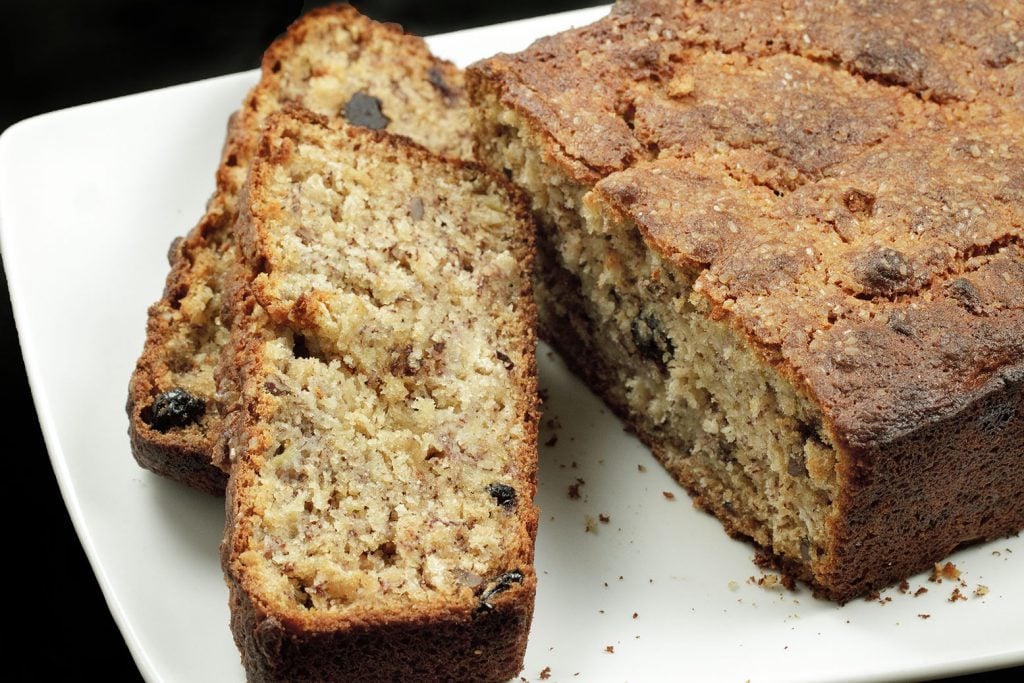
[476, 570, 524, 612]
[788, 454, 808, 477]
[292, 334, 314, 359]
[343, 92, 389, 130]
[722, 500, 735, 515]
[947, 278, 982, 313]
[427, 65, 458, 103]
[146, 388, 205, 432]
[264, 377, 289, 396]
[800, 538, 812, 561]
[496, 350, 515, 370]
[486, 482, 517, 510]
[631, 312, 674, 372]
[409, 197, 425, 221]
[887, 310, 914, 336]
[853, 247, 913, 297]
[842, 188, 876, 216]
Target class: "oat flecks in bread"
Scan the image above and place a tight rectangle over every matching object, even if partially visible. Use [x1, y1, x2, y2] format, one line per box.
[470, 0, 1024, 602]
[126, 4, 473, 493]
[222, 111, 538, 682]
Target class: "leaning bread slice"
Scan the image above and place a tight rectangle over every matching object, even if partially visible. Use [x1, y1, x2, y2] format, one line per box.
[220, 109, 538, 682]
[126, 4, 473, 494]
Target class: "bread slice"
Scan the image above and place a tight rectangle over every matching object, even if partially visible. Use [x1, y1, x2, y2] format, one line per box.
[469, 0, 1023, 601]
[126, 5, 473, 494]
[219, 109, 538, 682]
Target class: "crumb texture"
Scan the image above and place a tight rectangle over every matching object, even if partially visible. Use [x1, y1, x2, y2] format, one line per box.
[127, 6, 473, 491]
[472, 0, 1023, 601]
[222, 112, 537, 681]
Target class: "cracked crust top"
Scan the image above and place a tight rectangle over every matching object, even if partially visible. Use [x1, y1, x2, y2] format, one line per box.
[471, 0, 1023, 449]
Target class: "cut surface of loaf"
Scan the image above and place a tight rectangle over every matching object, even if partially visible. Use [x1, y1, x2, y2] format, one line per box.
[221, 110, 538, 682]
[470, 0, 1024, 602]
[126, 4, 473, 494]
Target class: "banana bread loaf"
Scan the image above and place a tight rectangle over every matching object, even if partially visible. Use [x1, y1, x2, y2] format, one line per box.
[127, 4, 473, 494]
[219, 109, 538, 681]
[470, 0, 1023, 602]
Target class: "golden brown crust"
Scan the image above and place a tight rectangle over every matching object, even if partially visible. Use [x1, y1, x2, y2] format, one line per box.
[127, 4, 474, 493]
[473, 0, 1024, 601]
[221, 112, 539, 680]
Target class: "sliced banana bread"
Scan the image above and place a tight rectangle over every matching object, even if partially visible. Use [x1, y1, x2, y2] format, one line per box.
[470, 0, 1024, 602]
[127, 4, 473, 494]
[220, 109, 538, 682]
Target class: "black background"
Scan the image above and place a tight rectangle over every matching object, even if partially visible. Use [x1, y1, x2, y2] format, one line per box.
[1, 1, 1019, 680]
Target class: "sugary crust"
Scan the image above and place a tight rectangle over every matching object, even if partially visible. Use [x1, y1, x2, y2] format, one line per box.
[221, 111, 539, 680]
[127, 4, 472, 494]
[473, 0, 1024, 600]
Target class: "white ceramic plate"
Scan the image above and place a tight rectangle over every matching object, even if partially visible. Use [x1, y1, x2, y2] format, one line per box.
[1, 6, 1021, 682]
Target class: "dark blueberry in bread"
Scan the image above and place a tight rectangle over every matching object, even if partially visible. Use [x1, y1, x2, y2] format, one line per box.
[148, 388, 205, 432]
[343, 92, 389, 130]
[477, 571, 525, 612]
[486, 482, 517, 509]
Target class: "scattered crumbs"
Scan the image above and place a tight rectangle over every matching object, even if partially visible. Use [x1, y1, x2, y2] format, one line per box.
[545, 435, 559, 447]
[728, 580, 740, 592]
[568, 479, 585, 500]
[546, 351, 554, 360]
[598, 458, 605, 465]
[571, 461, 578, 469]
[649, 578, 654, 584]
[585, 516, 598, 533]
[897, 579, 910, 594]
[546, 416, 562, 430]
[975, 584, 989, 597]
[604, 582, 609, 587]
[914, 586, 928, 597]
[574, 673, 580, 677]
[619, 575, 624, 580]
[558, 463, 565, 469]
[632, 612, 639, 619]
[992, 550, 1001, 557]
[599, 609, 605, 614]
[662, 491, 676, 501]
[756, 573, 782, 590]
[538, 388, 550, 402]
[604, 646, 615, 654]
[520, 677, 528, 683]
[599, 513, 611, 524]
[638, 464, 647, 472]
[949, 587, 967, 602]
[930, 561, 960, 583]
[918, 613, 931, 619]
[539, 668, 551, 681]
